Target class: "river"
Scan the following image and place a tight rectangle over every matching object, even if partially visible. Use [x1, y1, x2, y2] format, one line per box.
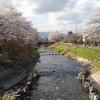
[31, 46, 89, 100]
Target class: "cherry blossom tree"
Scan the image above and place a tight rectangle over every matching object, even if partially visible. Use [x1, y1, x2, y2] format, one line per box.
[0, 3, 42, 68]
[0, 3, 40, 45]
[83, 8, 100, 46]
[48, 31, 60, 42]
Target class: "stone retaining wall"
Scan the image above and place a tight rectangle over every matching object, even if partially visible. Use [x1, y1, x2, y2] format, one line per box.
[66, 55, 100, 90]
[88, 71, 100, 89]
[1, 70, 27, 90]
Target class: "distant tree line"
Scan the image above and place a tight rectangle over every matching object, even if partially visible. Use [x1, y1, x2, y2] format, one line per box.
[48, 31, 83, 44]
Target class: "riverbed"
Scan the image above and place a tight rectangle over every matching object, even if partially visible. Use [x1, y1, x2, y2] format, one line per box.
[31, 46, 89, 100]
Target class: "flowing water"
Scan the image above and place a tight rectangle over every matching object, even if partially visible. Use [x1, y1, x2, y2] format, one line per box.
[31, 46, 89, 100]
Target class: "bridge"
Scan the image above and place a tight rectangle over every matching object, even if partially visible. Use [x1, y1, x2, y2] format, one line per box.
[37, 42, 55, 45]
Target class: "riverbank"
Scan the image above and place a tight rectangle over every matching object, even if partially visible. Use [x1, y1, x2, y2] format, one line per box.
[49, 43, 100, 90]
[0, 56, 40, 100]
[49, 43, 100, 68]
[0, 46, 40, 95]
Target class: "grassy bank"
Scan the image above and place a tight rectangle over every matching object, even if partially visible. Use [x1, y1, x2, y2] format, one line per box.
[49, 43, 100, 68]
[0, 46, 39, 71]
[0, 39, 40, 71]
[0, 46, 40, 94]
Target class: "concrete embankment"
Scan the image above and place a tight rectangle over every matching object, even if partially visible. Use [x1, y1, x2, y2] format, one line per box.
[1, 70, 27, 90]
[1, 71, 40, 100]
[0, 56, 39, 94]
[88, 71, 100, 89]
[67, 55, 100, 90]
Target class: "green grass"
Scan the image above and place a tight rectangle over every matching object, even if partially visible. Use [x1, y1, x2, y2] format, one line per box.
[49, 43, 100, 68]
[2, 94, 17, 100]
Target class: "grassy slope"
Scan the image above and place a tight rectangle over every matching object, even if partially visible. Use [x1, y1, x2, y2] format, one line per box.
[49, 43, 100, 68]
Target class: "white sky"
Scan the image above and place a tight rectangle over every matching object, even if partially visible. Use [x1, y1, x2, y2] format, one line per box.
[0, 0, 100, 33]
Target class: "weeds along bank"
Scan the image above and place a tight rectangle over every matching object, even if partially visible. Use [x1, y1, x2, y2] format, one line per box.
[0, 38, 39, 78]
[0, 39, 39, 71]
[49, 43, 100, 68]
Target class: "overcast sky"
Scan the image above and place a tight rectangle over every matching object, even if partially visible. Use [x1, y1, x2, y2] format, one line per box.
[0, 0, 100, 33]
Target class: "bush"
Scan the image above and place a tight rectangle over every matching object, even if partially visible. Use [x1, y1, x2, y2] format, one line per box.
[0, 38, 39, 69]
